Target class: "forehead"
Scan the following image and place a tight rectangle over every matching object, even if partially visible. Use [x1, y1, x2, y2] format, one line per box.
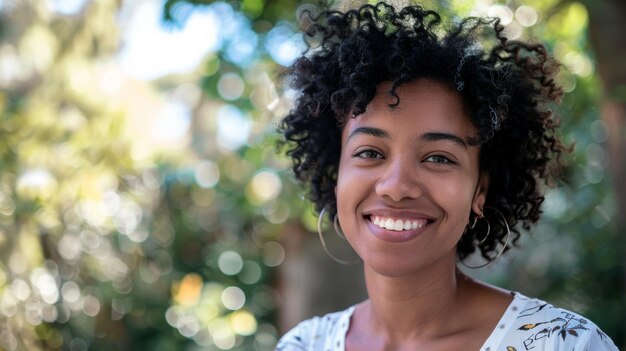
[344, 79, 475, 136]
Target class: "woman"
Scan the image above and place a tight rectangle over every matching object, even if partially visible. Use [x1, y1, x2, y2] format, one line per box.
[276, 2, 618, 350]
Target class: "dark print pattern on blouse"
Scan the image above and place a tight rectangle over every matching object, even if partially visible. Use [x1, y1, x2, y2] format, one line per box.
[503, 302, 612, 351]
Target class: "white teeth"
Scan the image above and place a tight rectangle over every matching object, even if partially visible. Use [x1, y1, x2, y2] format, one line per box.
[403, 221, 412, 230]
[371, 216, 428, 232]
[384, 218, 394, 230]
[393, 219, 403, 231]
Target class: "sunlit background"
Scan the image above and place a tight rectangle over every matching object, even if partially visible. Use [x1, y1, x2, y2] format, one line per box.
[0, 0, 624, 350]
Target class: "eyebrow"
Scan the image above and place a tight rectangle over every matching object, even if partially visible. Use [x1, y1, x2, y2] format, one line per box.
[347, 127, 469, 149]
[347, 127, 389, 140]
[421, 132, 468, 149]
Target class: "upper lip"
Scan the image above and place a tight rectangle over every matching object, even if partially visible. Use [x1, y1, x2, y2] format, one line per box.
[364, 209, 435, 221]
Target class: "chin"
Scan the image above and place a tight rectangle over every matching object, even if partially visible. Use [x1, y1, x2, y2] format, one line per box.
[363, 254, 425, 278]
[363, 250, 457, 279]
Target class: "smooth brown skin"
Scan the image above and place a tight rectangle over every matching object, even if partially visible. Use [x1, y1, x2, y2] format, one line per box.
[335, 79, 512, 351]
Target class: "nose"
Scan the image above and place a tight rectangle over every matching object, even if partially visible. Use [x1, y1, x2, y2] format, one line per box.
[374, 156, 424, 202]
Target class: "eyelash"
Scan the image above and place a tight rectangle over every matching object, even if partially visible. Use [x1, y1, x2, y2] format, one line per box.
[353, 150, 455, 165]
[425, 155, 454, 164]
[353, 149, 383, 159]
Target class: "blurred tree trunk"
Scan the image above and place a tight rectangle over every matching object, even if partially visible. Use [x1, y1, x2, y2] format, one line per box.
[585, 0, 626, 344]
[277, 221, 366, 332]
[586, 1, 626, 229]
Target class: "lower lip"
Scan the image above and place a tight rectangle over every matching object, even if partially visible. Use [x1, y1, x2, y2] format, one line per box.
[366, 218, 431, 243]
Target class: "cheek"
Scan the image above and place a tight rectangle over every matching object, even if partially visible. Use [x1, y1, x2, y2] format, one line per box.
[335, 158, 371, 229]
[335, 162, 354, 213]
[431, 175, 477, 217]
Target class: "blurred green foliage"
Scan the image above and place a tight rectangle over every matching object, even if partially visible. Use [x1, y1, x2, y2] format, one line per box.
[0, 0, 623, 350]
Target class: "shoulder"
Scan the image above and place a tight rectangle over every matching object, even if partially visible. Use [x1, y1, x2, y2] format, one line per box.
[493, 293, 618, 351]
[275, 306, 354, 351]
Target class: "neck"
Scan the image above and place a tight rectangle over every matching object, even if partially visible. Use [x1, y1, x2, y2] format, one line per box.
[360, 253, 469, 342]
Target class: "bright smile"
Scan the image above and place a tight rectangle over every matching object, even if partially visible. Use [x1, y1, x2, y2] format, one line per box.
[371, 216, 429, 231]
[365, 214, 433, 243]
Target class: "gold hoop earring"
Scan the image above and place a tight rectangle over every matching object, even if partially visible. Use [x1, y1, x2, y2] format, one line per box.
[459, 206, 511, 269]
[464, 212, 485, 234]
[474, 214, 491, 245]
[469, 213, 480, 229]
[333, 215, 347, 240]
[464, 213, 490, 244]
[317, 208, 360, 265]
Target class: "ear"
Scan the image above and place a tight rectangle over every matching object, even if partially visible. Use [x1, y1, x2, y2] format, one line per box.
[471, 171, 489, 215]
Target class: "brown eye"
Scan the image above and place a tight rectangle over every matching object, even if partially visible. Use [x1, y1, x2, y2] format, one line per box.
[425, 155, 453, 164]
[354, 149, 384, 159]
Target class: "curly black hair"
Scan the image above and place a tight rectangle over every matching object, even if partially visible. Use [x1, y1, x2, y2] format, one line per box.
[280, 2, 566, 262]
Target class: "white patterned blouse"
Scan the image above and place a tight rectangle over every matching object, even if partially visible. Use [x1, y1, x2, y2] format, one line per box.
[276, 293, 618, 351]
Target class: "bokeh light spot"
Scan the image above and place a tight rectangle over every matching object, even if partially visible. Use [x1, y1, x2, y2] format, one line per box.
[61, 281, 81, 304]
[127, 229, 149, 243]
[209, 318, 236, 350]
[58, 235, 82, 263]
[263, 201, 290, 224]
[33, 271, 59, 304]
[16, 169, 57, 199]
[82, 295, 101, 317]
[174, 273, 203, 306]
[265, 24, 306, 66]
[224, 28, 258, 66]
[0, 191, 15, 217]
[139, 261, 161, 284]
[113, 196, 144, 236]
[11, 278, 31, 301]
[195, 160, 220, 188]
[25, 299, 43, 325]
[255, 323, 278, 348]
[216, 105, 252, 150]
[247, 169, 282, 204]
[218, 251, 244, 276]
[177, 314, 200, 337]
[165, 306, 180, 328]
[221, 286, 245, 310]
[262, 241, 285, 267]
[230, 309, 257, 335]
[238, 260, 262, 285]
[515, 5, 538, 27]
[150, 101, 191, 143]
[8, 253, 27, 275]
[217, 72, 245, 101]
[503, 21, 523, 40]
[563, 51, 593, 77]
[41, 305, 58, 323]
[590, 120, 609, 143]
[557, 71, 577, 93]
[488, 5, 514, 25]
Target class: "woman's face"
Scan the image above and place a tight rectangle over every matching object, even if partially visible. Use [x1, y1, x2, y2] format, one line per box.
[336, 79, 488, 277]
